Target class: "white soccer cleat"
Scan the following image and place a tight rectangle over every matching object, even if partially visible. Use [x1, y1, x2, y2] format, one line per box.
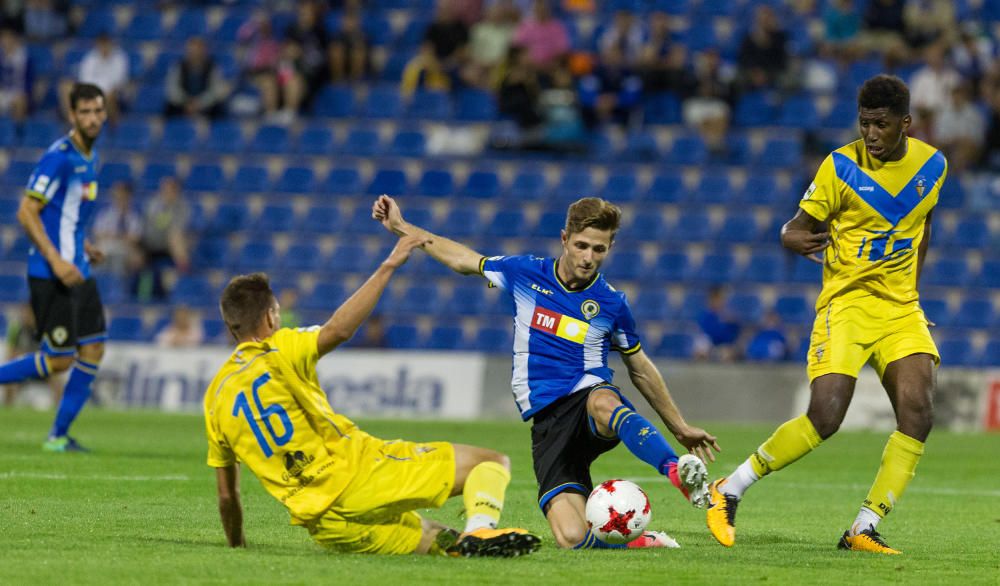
[677, 454, 710, 509]
[627, 530, 681, 549]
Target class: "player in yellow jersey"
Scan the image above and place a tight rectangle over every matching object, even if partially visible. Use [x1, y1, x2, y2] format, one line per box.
[706, 75, 945, 554]
[204, 234, 540, 557]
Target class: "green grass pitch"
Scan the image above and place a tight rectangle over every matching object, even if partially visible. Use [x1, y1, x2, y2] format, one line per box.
[1, 409, 998, 585]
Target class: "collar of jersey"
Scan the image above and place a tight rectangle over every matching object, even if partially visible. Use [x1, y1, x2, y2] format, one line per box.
[66, 132, 95, 162]
[552, 258, 599, 293]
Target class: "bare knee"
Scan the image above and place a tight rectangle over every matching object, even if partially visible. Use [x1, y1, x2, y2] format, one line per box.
[897, 399, 934, 441]
[552, 522, 587, 549]
[586, 388, 623, 431]
[483, 450, 511, 471]
[45, 355, 75, 374]
[805, 407, 843, 440]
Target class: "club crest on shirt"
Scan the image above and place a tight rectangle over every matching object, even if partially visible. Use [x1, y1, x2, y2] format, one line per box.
[802, 182, 817, 200]
[914, 175, 927, 198]
[581, 299, 600, 320]
[52, 327, 68, 346]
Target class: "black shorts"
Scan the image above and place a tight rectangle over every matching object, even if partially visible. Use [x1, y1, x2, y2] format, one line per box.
[29, 277, 107, 356]
[531, 384, 636, 513]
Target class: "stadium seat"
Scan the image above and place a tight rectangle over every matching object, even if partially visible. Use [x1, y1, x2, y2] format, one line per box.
[669, 210, 713, 243]
[922, 258, 970, 287]
[790, 256, 823, 283]
[210, 202, 251, 233]
[192, 237, 231, 269]
[919, 296, 952, 328]
[716, 214, 759, 244]
[159, 119, 198, 152]
[532, 209, 566, 238]
[295, 127, 335, 155]
[168, 8, 208, 40]
[464, 170, 502, 199]
[936, 337, 976, 367]
[280, 241, 325, 272]
[272, 167, 315, 194]
[203, 319, 227, 343]
[202, 120, 244, 154]
[437, 206, 482, 238]
[644, 171, 684, 203]
[406, 91, 452, 120]
[321, 167, 363, 195]
[727, 292, 764, 324]
[821, 98, 857, 130]
[0, 273, 28, 302]
[295, 205, 340, 234]
[690, 252, 738, 284]
[77, 7, 116, 37]
[651, 252, 690, 283]
[776, 94, 820, 130]
[669, 135, 708, 166]
[312, 84, 355, 117]
[603, 171, 640, 202]
[185, 163, 224, 192]
[300, 280, 348, 311]
[0, 199, 18, 225]
[755, 137, 803, 168]
[21, 119, 61, 149]
[427, 325, 465, 350]
[449, 283, 486, 316]
[625, 213, 665, 241]
[233, 241, 276, 273]
[630, 289, 671, 321]
[455, 89, 497, 121]
[362, 12, 394, 45]
[360, 86, 403, 119]
[976, 260, 1000, 288]
[390, 130, 427, 158]
[643, 92, 681, 125]
[109, 119, 152, 151]
[254, 203, 297, 233]
[694, 173, 734, 205]
[107, 316, 146, 342]
[340, 128, 382, 157]
[741, 173, 792, 207]
[485, 210, 529, 238]
[229, 165, 269, 193]
[937, 175, 965, 209]
[328, 242, 376, 273]
[774, 294, 812, 326]
[413, 169, 453, 197]
[130, 84, 166, 115]
[981, 339, 1000, 367]
[475, 326, 512, 353]
[391, 283, 442, 315]
[948, 217, 991, 250]
[98, 162, 133, 187]
[550, 168, 595, 204]
[122, 13, 163, 42]
[171, 275, 214, 308]
[507, 168, 548, 201]
[139, 163, 177, 193]
[952, 297, 995, 329]
[602, 248, 645, 282]
[4, 159, 38, 186]
[0, 117, 14, 147]
[366, 168, 409, 196]
[385, 323, 423, 349]
[619, 131, 661, 163]
[248, 125, 291, 154]
[742, 249, 787, 283]
[734, 92, 777, 126]
[657, 332, 695, 359]
[341, 206, 386, 236]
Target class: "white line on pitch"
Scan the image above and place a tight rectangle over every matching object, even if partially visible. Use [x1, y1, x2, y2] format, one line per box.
[0, 472, 191, 482]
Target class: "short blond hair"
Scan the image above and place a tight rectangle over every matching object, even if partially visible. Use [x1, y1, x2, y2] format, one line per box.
[565, 197, 622, 237]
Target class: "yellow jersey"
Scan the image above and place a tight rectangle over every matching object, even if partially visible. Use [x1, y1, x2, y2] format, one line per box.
[799, 137, 947, 310]
[203, 327, 365, 522]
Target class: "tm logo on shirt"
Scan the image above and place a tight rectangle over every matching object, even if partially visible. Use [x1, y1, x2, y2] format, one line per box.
[531, 307, 589, 343]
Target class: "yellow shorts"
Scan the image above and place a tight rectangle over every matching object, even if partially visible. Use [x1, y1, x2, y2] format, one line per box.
[304, 437, 455, 555]
[807, 295, 939, 381]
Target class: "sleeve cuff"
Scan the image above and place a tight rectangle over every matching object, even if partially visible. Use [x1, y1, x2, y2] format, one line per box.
[614, 342, 642, 355]
[25, 189, 48, 203]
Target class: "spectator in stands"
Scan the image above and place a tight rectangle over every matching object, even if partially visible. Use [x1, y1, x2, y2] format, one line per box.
[640, 12, 695, 95]
[3, 303, 63, 406]
[0, 26, 29, 123]
[497, 45, 542, 128]
[277, 289, 302, 329]
[426, 0, 470, 69]
[903, 0, 955, 50]
[468, 1, 517, 87]
[935, 82, 985, 172]
[75, 33, 129, 122]
[909, 41, 960, 140]
[135, 177, 191, 302]
[512, 0, 570, 71]
[22, 0, 67, 42]
[745, 311, 790, 362]
[328, 8, 369, 82]
[822, 0, 860, 57]
[402, 41, 454, 97]
[737, 5, 789, 91]
[979, 87, 1000, 171]
[155, 306, 204, 349]
[165, 36, 228, 119]
[858, 0, 906, 56]
[92, 180, 142, 278]
[285, 0, 329, 105]
[537, 61, 585, 147]
[951, 23, 993, 95]
[578, 10, 644, 126]
[238, 10, 280, 76]
[598, 10, 645, 70]
[683, 49, 735, 155]
[694, 287, 742, 362]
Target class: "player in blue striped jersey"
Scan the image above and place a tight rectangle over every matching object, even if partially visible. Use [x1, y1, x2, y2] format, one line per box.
[373, 195, 720, 549]
[0, 83, 109, 452]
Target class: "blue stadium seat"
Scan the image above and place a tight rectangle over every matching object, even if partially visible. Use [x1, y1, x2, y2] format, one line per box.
[948, 217, 991, 250]
[171, 275, 214, 307]
[360, 86, 403, 119]
[475, 326, 512, 353]
[272, 167, 315, 194]
[0, 272, 27, 302]
[139, 163, 177, 193]
[214, 12, 247, 43]
[716, 214, 759, 244]
[550, 168, 594, 203]
[455, 89, 497, 121]
[229, 165, 269, 193]
[391, 283, 442, 315]
[937, 175, 965, 209]
[919, 296, 952, 328]
[4, 159, 38, 185]
[625, 213, 664, 241]
[312, 84, 355, 117]
[485, 210, 527, 238]
[98, 162, 133, 187]
[922, 258, 970, 287]
[727, 292, 764, 324]
[981, 339, 1000, 367]
[321, 167, 363, 195]
[362, 12, 394, 46]
[657, 332, 695, 359]
[755, 137, 803, 168]
[0, 199, 18, 224]
[669, 210, 713, 243]
[248, 125, 290, 154]
[280, 241, 325, 272]
[295, 205, 340, 234]
[26, 45, 53, 77]
[651, 252, 690, 283]
[254, 203, 297, 233]
[977, 260, 1000, 288]
[77, 7, 116, 37]
[437, 206, 482, 238]
[168, 8, 208, 40]
[777, 94, 820, 130]
[774, 294, 812, 326]
[644, 171, 684, 203]
[192, 237, 231, 269]
[406, 91, 452, 120]
[202, 120, 243, 154]
[234, 241, 276, 272]
[185, 163, 224, 192]
[210, 203, 251, 233]
[367, 168, 409, 196]
[450, 283, 486, 316]
[602, 248, 645, 282]
[427, 325, 465, 350]
[399, 17, 430, 47]
[130, 84, 166, 115]
[464, 170, 502, 199]
[108, 316, 146, 342]
[643, 92, 681, 125]
[390, 130, 427, 157]
[670, 135, 708, 166]
[604, 171, 640, 202]
[742, 249, 787, 283]
[734, 92, 777, 126]
[341, 207, 385, 236]
[109, 119, 152, 151]
[93, 273, 127, 305]
[694, 173, 734, 205]
[203, 319, 227, 342]
[340, 128, 382, 157]
[382, 321, 423, 349]
[532, 209, 566, 238]
[790, 255, 823, 283]
[507, 168, 547, 201]
[741, 173, 791, 207]
[821, 98, 857, 130]
[619, 131, 660, 162]
[300, 280, 348, 311]
[295, 127, 334, 155]
[122, 13, 163, 42]
[936, 337, 976, 367]
[953, 297, 995, 329]
[160, 119, 198, 153]
[379, 52, 410, 82]
[630, 289, 671, 321]
[328, 243, 376, 273]
[21, 119, 59, 149]
[0, 117, 14, 147]
[690, 252, 738, 284]
[415, 169, 454, 197]
[676, 290, 709, 321]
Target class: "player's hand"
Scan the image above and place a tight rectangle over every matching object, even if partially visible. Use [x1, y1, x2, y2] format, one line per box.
[674, 425, 720, 463]
[382, 234, 431, 269]
[84, 241, 105, 265]
[784, 229, 830, 259]
[51, 257, 85, 287]
[372, 195, 406, 233]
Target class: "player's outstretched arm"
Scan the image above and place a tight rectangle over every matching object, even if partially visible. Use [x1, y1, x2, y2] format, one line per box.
[780, 209, 830, 264]
[216, 464, 246, 548]
[621, 349, 720, 463]
[316, 234, 429, 356]
[17, 196, 84, 286]
[372, 194, 484, 275]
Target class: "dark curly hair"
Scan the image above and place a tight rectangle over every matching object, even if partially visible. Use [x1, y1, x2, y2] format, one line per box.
[857, 75, 910, 117]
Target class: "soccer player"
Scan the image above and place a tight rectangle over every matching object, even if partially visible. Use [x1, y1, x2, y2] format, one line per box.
[0, 82, 108, 452]
[706, 75, 945, 555]
[204, 235, 540, 557]
[372, 195, 720, 549]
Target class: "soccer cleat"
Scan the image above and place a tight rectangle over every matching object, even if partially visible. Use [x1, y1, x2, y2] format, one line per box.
[446, 527, 541, 558]
[627, 530, 680, 549]
[677, 454, 710, 508]
[706, 478, 739, 547]
[838, 525, 901, 555]
[42, 436, 89, 453]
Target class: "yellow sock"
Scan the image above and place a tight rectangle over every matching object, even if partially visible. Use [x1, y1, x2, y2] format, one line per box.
[862, 431, 924, 519]
[751, 414, 823, 477]
[462, 461, 511, 533]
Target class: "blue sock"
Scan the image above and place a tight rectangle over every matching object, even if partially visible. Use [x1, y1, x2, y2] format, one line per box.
[609, 405, 678, 476]
[50, 359, 98, 438]
[573, 529, 627, 550]
[0, 352, 49, 384]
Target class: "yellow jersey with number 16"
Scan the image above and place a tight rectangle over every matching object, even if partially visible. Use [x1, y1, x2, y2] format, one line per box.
[799, 137, 947, 311]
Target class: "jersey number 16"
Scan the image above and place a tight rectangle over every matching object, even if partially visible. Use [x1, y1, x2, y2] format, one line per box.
[232, 372, 294, 457]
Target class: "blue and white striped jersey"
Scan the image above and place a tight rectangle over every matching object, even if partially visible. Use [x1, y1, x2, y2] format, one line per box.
[24, 135, 100, 280]
[480, 255, 642, 420]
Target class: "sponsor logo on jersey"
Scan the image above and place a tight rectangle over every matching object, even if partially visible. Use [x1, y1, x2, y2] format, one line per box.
[530, 283, 554, 296]
[531, 306, 589, 343]
[32, 175, 50, 193]
[82, 181, 98, 201]
[802, 182, 817, 200]
[859, 185, 875, 192]
[581, 299, 600, 320]
[75, 166, 87, 173]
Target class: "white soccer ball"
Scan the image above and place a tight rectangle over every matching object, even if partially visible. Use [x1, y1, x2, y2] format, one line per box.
[585, 479, 652, 544]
